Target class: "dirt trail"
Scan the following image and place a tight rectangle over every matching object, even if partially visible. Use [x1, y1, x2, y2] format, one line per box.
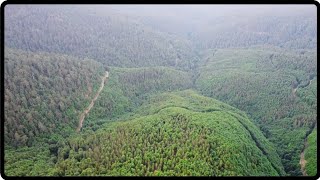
[300, 139, 308, 176]
[292, 77, 315, 175]
[76, 71, 109, 132]
[292, 79, 313, 97]
[292, 88, 297, 97]
[84, 83, 92, 99]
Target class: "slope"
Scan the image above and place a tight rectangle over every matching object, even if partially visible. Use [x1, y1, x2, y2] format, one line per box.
[5, 5, 199, 71]
[104, 5, 316, 50]
[4, 48, 105, 147]
[195, 47, 317, 175]
[81, 66, 194, 131]
[304, 128, 317, 176]
[51, 90, 285, 176]
[76, 71, 109, 132]
[4, 57, 196, 176]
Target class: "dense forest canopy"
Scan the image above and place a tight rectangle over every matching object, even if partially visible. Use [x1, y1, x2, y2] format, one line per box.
[195, 47, 317, 175]
[4, 48, 105, 147]
[5, 5, 199, 71]
[3, 4, 317, 177]
[104, 5, 316, 50]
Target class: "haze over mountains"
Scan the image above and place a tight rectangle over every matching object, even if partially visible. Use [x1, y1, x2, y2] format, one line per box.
[4, 5, 317, 176]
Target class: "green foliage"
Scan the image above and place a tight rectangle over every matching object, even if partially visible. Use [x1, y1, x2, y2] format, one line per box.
[5, 5, 199, 71]
[189, 12, 316, 50]
[54, 90, 285, 176]
[4, 5, 317, 177]
[83, 66, 193, 129]
[4, 48, 104, 147]
[105, 6, 316, 50]
[195, 47, 317, 175]
[5, 145, 55, 176]
[305, 129, 317, 176]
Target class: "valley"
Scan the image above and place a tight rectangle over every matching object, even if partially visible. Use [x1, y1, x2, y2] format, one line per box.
[293, 76, 315, 98]
[76, 71, 109, 132]
[3, 5, 317, 177]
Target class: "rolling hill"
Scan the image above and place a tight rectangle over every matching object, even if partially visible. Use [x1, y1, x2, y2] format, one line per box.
[3, 5, 317, 177]
[195, 47, 317, 175]
[6, 90, 285, 176]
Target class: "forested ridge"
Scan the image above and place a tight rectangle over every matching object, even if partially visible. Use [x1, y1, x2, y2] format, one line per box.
[82, 66, 193, 131]
[5, 91, 286, 176]
[4, 5, 317, 176]
[4, 48, 104, 147]
[195, 47, 317, 175]
[5, 5, 199, 71]
[107, 5, 316, 50]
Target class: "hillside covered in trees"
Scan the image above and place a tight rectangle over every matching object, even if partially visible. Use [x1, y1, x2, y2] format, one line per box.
[5, 5, 199, 71]
[3, 4, 317, 177]
[106, 5, 316, 50]
[4, 48, 105, 147]
[195, 47, 317, 175]
[5, 90, 286, 176]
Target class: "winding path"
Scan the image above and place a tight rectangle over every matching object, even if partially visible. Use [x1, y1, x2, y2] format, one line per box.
[292, 78, 313, 97]
[291, 76, 316, 175]
[76, 71, 109, 132]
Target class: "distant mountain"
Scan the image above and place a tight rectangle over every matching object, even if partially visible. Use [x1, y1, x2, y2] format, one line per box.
[107, 5, 316, 50]
[5, 5, 199, 71]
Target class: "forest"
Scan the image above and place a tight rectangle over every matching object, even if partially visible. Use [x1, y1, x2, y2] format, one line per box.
[3, 5, 317, 177]
[195, 47, 317, 175]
